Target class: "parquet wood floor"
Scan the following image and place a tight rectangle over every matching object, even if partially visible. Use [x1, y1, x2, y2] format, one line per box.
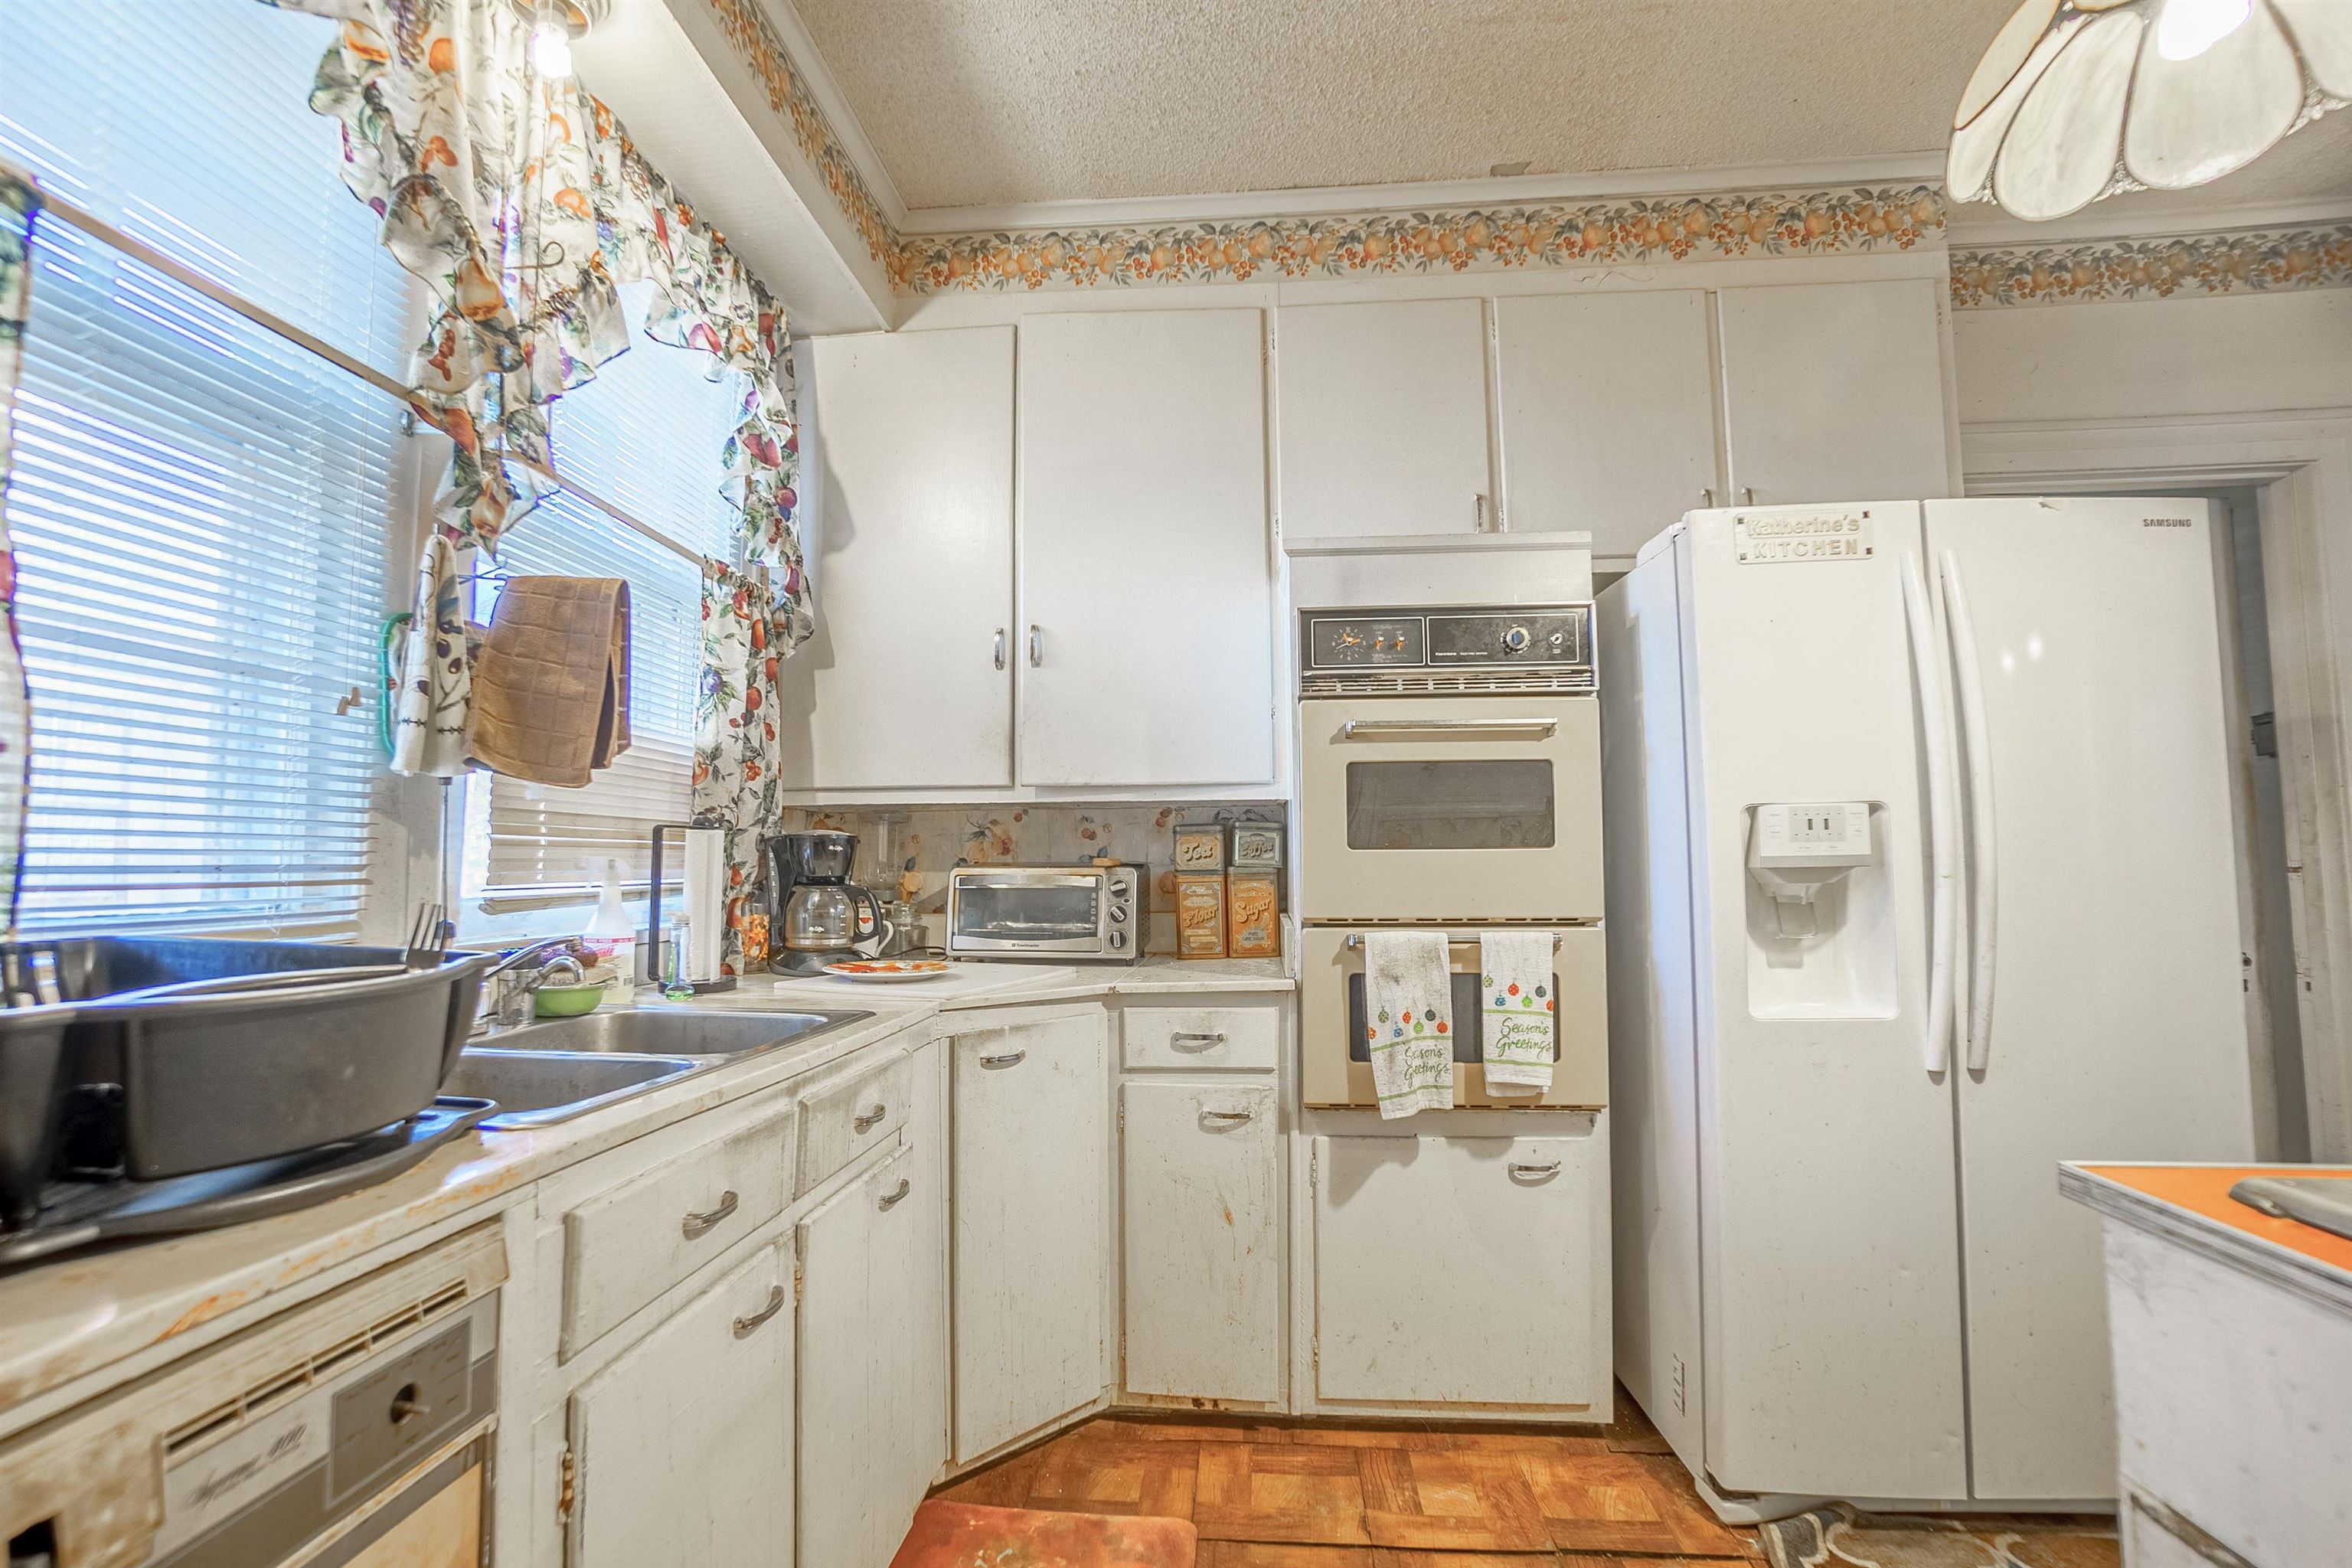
[929, 1385, 1764, 1566]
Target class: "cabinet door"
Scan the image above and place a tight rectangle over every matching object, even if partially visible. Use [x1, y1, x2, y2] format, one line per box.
[570, 1242, 793, 1568]
[1017, 309, 1274, 787]
[1276, 297, 1493, 538]
[798, 1140, 945, 1568]
[1312, 1131, 1609, 1410]
[1495, 290, 1718, 564]
[1717, 279, 1952, 508]
[1122, 1080, 1281, 1403]
[792, 326, 1014, 789]
[952, 1010, 1110, 1459]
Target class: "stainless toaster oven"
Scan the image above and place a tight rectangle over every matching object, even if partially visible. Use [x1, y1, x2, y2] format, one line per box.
[946, 864, 1144, 962]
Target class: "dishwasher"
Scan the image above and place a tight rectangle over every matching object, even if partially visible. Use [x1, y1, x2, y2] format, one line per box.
[3, 1224, 504, 1568]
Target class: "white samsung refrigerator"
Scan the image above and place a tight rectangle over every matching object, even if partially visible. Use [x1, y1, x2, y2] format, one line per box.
[1601, 498, 2253, 1518]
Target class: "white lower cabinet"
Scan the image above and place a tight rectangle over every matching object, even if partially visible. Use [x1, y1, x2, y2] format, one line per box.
[951, 1007, 1111, 1460]
[1311, 1128, 1609, 1412]
[567, 1240, 795, 1568]
[797, 1138, 947, 1568]
[1121, 1080, 1281, 1403]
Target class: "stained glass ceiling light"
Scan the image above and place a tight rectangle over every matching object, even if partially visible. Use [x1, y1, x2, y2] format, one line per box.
[1949, 0, 2352, 220]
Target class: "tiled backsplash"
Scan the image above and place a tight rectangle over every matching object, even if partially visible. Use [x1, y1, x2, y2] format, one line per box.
[773, 802, 1285, 955]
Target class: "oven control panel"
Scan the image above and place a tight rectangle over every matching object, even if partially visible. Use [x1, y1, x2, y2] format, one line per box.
[1301, 603, 1594, 694]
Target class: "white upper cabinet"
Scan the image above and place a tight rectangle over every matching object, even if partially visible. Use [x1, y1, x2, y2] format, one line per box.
[1018, 309, 1276, 788]
[791, 327, 1015, 790]
[1276, 298, 1494, 538]
[1717, 279, 1954, 508]
[1495, 290, 1720, 565]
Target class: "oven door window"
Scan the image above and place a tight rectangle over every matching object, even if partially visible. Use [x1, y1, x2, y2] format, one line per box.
[954, 880, 1101, 942]
[1347, 972, 1560, 1063]
[1344, 760, 1556, 851]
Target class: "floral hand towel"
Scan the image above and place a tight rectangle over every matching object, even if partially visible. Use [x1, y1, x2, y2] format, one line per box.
[1481, 931, 1557, 1095]
[1364, 930, 1454, 1119]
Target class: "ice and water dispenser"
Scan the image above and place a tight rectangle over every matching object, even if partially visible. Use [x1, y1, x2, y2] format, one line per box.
[1744, 801, 1896, 1018]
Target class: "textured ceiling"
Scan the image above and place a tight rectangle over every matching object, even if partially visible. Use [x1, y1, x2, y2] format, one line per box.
[789, 0, 2352, 221]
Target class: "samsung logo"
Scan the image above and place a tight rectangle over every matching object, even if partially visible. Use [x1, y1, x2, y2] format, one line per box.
[2142, 517, 2194, 528]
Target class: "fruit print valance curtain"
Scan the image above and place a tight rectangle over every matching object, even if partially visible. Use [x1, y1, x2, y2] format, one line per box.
[274, 0, 808, 967]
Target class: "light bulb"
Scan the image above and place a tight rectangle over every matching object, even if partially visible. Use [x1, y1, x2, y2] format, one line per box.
[2156, 0, 2253, 61]
[531, 22, 573, 77]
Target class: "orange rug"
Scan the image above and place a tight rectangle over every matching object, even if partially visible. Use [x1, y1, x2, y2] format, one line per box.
[890, 1499, 1198, 1568]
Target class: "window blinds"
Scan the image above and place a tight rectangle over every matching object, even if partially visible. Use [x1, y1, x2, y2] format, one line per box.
[466, 283, 745, 897]
[0, 2, 415, 939]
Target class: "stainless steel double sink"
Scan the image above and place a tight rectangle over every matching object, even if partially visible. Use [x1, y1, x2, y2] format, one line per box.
[443, 1006, 871, 1129]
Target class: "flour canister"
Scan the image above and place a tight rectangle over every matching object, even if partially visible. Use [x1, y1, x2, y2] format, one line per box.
[1174, 872, 1227, 958]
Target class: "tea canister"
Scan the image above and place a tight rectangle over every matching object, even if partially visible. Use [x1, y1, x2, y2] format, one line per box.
[1229, 822, 1283, 870]
[1226, 870, 1279, 959]
[1174, 872, 1228, 958]
[1172, 822, 1226, 872]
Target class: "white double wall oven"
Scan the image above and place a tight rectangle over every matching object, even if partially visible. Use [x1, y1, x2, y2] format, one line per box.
[1294, 604, 1608, 1109]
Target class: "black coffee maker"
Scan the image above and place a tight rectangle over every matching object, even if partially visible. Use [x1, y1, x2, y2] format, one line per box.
[762, 831, 887, 976]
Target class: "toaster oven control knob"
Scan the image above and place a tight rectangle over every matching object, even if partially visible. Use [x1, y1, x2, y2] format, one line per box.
[1109, 929, 1128, 949]
[1109, 905, 1128, 923]
[1501, 624, 1530, 653]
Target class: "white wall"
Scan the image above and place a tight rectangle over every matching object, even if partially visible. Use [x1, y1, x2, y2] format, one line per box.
[1953, 289, 2352, 426]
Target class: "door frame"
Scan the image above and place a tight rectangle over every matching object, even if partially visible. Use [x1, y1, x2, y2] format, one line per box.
[1962, 408, 2352, 1161]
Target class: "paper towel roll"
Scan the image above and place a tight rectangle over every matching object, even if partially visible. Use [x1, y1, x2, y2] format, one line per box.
[682, 826, 727, 982]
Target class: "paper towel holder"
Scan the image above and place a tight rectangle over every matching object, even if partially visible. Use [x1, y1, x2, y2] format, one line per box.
[648, 821, 739, 994]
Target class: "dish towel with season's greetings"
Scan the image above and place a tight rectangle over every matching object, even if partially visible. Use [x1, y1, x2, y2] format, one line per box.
[1364, 930, 1455, 1119]
[1481, 931, 1557, 1096]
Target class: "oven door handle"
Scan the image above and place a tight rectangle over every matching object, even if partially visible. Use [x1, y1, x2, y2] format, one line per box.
[1339, 717, 1558, 739]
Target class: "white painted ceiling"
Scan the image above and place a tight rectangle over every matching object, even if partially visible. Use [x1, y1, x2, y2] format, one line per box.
[790, 0, 2352, 223]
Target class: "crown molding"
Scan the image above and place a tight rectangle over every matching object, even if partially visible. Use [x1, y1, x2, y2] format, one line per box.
[1950, 196, 2352, 250]
[751, 0, 906, 228]
[892, 152, 1949, 237]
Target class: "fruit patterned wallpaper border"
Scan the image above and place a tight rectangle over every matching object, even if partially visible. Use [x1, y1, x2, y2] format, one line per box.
[889, 186, 1948, 293]
[694, 2, 2347, 310]
[701, 0, 898, 271]
[773, 802, 1286, 954]
[1950, 222, 2352, 308]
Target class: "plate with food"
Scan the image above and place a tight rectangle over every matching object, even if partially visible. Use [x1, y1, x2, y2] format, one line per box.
[822, 959, 952, 982]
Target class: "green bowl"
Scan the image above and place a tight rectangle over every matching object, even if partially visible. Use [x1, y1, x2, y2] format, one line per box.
[533, 983, 606, 1019]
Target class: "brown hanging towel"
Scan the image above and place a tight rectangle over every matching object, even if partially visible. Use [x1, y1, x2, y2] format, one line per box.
[469, 577, 632, 786]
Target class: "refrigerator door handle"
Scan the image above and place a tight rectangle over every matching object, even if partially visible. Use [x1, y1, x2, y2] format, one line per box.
[1903, 552, 1958, 1074]
[1940, 549, 1998, 1073]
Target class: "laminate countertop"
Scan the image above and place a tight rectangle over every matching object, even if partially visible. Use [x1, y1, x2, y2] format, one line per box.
[0, 958, 1292, 1439]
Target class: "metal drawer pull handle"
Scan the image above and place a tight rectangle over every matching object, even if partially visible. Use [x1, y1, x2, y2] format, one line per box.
[993, 629, 1007, 671]
[1508, 1160, 1562, 1178]
[681, 1190, 739, 1238]
[1200, 1109, 1256, 1125]
[879, 1178, 911, 1210]
[1028, 625, 1043, 667]
[854, 1103, 887, 1132]
[732, 1285, 787, 1338]
[1171, 1031, 1227, 1050]
[979, 1050, 1027, 1068]
[1340, 717, 1558, 739]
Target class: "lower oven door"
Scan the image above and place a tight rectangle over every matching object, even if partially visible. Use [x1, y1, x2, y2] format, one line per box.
[1297, 696, 1602, 923]
[1298, 926, 1608, 1109]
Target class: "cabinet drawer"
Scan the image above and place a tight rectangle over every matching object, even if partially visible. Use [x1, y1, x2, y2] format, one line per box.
[562, 1107, 792, 1357]
[1122, 1005, 1278, 1071]
[796, 1044, 917, 1195]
